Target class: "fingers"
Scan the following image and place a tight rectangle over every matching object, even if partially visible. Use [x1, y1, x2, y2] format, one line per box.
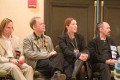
[79, 54, 88, 61]
[10, 59, 18, 64]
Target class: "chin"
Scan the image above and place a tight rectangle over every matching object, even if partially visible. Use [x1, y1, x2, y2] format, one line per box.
[107, 34, 110, 37]
[43, 30, 46, 32]
[74, 31, 77, 33]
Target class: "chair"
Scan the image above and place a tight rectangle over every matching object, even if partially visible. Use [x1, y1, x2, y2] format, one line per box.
[117, 46, 120, 55]
[92, 70, 114, 80]
[0, 70, 11, 80]
[0, 70, 46, 80]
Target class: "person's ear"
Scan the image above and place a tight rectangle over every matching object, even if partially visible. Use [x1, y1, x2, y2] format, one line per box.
[33, 25, 36, 29]
[66, 26, 69, 29]
[99, 27, 103, 32]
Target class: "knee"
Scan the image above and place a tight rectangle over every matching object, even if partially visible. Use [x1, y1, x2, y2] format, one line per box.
[8, 63, 20, 71]
[28, 66, 33, 71]
[8, 63, 19, 69]
[100, 63, 109, 70]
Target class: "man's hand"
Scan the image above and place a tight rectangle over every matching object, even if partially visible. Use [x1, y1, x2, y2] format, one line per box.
[105, 59, 117, 65]
[49, 50, 57, 57]
[79, 53, 88, 61]
[9, 58, 18, 64]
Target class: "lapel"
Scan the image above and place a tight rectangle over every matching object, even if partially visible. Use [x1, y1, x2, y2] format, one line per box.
[96, 37, 103, 54]
[33, 39, 40, 48]
[0, 38, 7, 51]
[64, 33, 78, 48]
[32, 34, 40, 48]
[11, 37, 16, 52]
[64, 33, 72, 45]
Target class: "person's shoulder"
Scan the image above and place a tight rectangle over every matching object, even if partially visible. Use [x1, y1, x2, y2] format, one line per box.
[58, 34, 67, 41]
[107, 37, 113, 41]
[58, 34, 65, 38]
[12, 35, 20, 40]
[44, 35, 51, 39]
[44, 35, 52, 41]
[44, 35, 50, 38]
[107, 37, 115, 43]
[24, 34, 34, 40]
[75, 33, 84, 40]
[88, 37, 97, 44]
[12, 35, 19, 38]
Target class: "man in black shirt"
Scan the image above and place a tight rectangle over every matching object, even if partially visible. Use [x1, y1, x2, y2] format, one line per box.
[88, 22, 119, 80]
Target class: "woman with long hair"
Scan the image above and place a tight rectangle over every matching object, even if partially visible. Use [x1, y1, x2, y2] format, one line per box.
[58, 17, 90, 80]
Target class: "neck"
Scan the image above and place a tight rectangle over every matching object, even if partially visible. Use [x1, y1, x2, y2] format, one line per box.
[67, 32, 75, 39]
[100, 33, 106, 40]
[2, 33, 11, 39]
[34, 31, 43, 37]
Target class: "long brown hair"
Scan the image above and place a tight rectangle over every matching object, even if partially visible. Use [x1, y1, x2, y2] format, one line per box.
[63, 17, 76, 33]
[0, 18, 13, 37]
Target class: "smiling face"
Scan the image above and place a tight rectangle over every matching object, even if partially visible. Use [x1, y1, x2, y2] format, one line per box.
[66, 19, 77, 33]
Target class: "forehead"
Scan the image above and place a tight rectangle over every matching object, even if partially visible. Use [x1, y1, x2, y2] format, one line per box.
[103, 22, 110, 28]
[5, 21, 13, 27]
[70, 20, 77, 23]
[35, 18, 44, 23]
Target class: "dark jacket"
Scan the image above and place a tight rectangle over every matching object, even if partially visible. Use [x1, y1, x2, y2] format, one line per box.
[88, 36, 119, 64]
[58, 33, 92, 79]
[58, 33, 89, 64]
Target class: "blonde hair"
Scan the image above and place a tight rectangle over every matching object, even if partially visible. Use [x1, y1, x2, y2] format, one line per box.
[0, 18, 13, 37]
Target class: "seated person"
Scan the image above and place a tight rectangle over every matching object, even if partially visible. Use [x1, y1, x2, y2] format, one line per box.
[23, 17, 66, 80]
[88, 22, 119, 80]
[0, 18, 33, 80]
[58, 17, 90, 80]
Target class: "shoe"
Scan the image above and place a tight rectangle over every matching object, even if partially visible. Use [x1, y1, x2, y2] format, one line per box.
[51, 71, 66, 80]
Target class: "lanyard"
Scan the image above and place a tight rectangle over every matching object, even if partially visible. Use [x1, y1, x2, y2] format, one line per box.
[71, 38, 78, 49]
[38, 37, 45, 48]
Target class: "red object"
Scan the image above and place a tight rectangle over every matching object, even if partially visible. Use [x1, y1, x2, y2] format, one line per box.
[18, 60, 24, 64]
[16, 52, 20, 56]
[28, 0, 37, 8]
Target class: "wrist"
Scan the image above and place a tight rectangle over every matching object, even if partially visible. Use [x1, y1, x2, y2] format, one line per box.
[9, 57, 13, 62]
[9, 58, 11, 62]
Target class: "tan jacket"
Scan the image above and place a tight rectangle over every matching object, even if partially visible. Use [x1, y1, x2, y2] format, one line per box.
[23, 33, 54, 69]
[0, 35, 24, 64]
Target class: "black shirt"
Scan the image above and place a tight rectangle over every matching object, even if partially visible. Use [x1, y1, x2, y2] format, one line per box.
[101, 40, 111, 60]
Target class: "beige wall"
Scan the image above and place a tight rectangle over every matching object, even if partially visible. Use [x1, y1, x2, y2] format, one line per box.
[0, 0, 44, 44]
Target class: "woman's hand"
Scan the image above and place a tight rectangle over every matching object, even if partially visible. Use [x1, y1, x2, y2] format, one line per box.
[79, 53, 88, 61]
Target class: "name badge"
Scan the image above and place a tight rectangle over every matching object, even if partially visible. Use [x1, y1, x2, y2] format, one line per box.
[74, 49, 79, 54]
[110, 45, 117, 51]
[40, 48, 48, 54]
[111, 51, 117, 59]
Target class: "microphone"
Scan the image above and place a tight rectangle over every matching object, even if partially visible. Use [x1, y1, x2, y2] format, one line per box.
[15, 48, 21, 56]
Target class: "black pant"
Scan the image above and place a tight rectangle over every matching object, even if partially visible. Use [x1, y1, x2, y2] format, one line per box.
[35, 52, 64, 77]
[92, 63, 113, 80]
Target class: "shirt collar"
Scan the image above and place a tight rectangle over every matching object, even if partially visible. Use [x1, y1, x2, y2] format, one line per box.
[2, 35, 12, 40]
[33, 32, 44, 40]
